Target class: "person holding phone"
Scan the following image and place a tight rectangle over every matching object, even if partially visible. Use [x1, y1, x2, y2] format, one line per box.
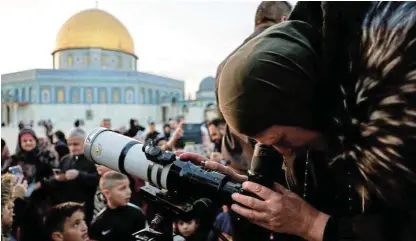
[9, 129, 55, 197]
[8, 128, 56, 241]
[46, 128, 99, 224]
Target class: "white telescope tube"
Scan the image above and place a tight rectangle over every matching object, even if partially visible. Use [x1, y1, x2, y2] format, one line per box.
[84, 128, 171, 189]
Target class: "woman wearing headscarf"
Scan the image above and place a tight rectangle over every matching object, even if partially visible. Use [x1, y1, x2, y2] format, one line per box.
[8, 129, 56, 241]
[181, 2, 416, 241]
[9, 128, 56, 194]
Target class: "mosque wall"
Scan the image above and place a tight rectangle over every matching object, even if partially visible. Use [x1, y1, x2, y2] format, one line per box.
[35, 84, 182, 105]
[2, 69, 184, 105]
[1, 83, 139, 105]
[1, 81, 36, 103]
[197, 91, 216, 99]
[26, 104, 160, 127]
[53, 49, 137, 71]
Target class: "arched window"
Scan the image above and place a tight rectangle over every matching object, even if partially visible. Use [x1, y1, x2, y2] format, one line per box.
[118, 56, 123, 69]
[155, 90, 160, 104]
[148, 89, 153, 104]
[57, 89, 65, 103]
[75, 56, 82, 65]
[68, 55, 73, 67]
[28, 87, 32, 102]
[21, 88, 26, 102]
[112, 88, 120, 103]
[99, 88, 107, 104]
[86, 88, 93, 102]
[72, 88, 80, 103]
[41, 89, 50, 103]
[140, 88, 146, 104]
[131, 59, 135, 70]
[101, 55, 107, 66]
[126, 89, 134, 104]
[30, 87, 36, 103]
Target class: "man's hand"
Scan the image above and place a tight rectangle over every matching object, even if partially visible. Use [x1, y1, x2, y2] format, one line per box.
[55, 173, 66, 181]
[172, 122, 184, 141]
[65, 169, 80, 180]
[231, 181, 329, 240]
[175, 151, 248, 183]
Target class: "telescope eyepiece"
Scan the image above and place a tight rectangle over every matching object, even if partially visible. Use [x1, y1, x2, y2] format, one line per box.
[143, 139, 176, 165]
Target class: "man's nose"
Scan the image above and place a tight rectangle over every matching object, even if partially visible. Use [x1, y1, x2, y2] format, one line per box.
[81, 221, 88, 231]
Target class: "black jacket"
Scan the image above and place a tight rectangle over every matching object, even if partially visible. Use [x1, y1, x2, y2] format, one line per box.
[89, 203, 147, 241]
[46, 154, 99, 223]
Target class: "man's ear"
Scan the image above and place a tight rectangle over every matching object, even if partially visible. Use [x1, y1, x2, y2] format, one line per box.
[51, 232, 64, 241]
[102, 188, 111, 198]
[280, 16, 287, 22]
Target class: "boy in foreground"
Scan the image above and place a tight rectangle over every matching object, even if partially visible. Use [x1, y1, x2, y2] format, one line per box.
[89, 171, 147, 241]
[44, 202, 90, 241]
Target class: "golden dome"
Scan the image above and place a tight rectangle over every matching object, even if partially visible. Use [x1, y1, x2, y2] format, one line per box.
[54, 9, 136, 57]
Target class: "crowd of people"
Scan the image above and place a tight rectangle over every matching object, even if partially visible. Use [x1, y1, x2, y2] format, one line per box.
[3, 1, 416, 241]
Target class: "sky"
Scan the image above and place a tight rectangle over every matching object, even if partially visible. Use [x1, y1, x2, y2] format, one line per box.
[0, 0, 296, 98]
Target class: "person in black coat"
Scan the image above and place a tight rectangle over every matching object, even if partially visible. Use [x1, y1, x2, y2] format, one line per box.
[53, 130, 69, 161]
[124, 118, 145, 138]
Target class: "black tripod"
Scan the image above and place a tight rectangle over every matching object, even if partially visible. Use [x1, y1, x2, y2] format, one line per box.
[131, 186, 229, 241]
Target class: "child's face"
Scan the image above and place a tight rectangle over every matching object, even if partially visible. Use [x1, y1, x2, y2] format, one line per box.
[177, 219, 199, 237]
[1, 200, 14, 226]
[68, 137, 84, 156]
[53, 210, 89, 241]
[105, 179, 132, 207]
